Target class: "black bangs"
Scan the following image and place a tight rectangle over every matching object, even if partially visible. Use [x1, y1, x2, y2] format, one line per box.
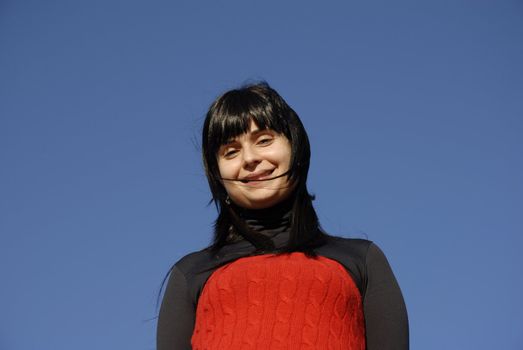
[206, 88, 289, 152]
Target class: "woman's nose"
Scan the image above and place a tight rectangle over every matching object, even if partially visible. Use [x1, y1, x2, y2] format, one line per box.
[241, 145, 261, 169]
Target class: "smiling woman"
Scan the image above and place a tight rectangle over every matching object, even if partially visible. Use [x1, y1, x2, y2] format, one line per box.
[157, 82, 409, 350]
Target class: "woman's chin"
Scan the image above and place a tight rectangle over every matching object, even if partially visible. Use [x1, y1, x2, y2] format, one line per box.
[232, 188, 293, 210]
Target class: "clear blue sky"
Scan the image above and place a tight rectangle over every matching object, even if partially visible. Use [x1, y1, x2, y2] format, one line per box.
[1, 1, 522, 349]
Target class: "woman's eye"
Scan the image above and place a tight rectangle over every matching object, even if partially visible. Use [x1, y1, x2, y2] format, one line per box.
[223, 149, 238, 158]
[257, 137, 273, 145]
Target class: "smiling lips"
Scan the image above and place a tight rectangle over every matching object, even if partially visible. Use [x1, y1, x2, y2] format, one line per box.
[240, 169, 275, 183]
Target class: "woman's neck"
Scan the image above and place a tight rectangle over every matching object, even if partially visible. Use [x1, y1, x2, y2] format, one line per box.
[233, 196, 293, 238]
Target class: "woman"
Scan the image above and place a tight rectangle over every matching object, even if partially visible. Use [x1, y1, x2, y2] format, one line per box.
[157, 82, 409, 349]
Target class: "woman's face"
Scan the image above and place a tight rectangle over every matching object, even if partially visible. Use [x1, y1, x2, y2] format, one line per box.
[217, 120, 294, 209]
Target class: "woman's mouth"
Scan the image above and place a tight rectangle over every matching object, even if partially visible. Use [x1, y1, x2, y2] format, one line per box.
[240, 169, 275, 183]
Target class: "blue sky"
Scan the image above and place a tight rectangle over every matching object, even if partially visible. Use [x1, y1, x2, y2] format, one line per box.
[1, 1, 522, 349]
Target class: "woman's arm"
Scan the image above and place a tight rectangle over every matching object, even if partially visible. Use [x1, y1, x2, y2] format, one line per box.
[157, 265, 195, 350]
[364, 243, 409, 350]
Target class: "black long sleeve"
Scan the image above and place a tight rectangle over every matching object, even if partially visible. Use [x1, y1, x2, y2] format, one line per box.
[157, 266, 194, 350]
[363, 243, 409, 350]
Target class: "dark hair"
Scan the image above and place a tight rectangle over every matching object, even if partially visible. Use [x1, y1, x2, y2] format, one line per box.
[202, 82, 327, 256]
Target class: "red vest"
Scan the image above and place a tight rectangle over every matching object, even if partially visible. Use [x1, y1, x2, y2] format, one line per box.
[191, 252, 366, 349]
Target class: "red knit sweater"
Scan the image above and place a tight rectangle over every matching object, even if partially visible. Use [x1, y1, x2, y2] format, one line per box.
[191, 252, 366, 349]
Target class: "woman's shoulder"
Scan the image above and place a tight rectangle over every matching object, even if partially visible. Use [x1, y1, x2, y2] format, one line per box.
[321, 233, 374, 256]
[173, 246, 215, 276]
[320, 233, 392, 267]
[316, 234, 382, 294]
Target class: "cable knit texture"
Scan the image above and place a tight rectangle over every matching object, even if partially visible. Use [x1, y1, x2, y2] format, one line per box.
[191, 252, 366, 350]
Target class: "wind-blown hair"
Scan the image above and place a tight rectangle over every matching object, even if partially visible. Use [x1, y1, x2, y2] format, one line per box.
[202, 82, 327, 256]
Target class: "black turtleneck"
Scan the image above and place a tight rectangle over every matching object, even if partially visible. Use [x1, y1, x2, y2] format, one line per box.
[157, 205, 409, 350]
[221, 196, 294, 251]
[236, 200, 292, 238]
